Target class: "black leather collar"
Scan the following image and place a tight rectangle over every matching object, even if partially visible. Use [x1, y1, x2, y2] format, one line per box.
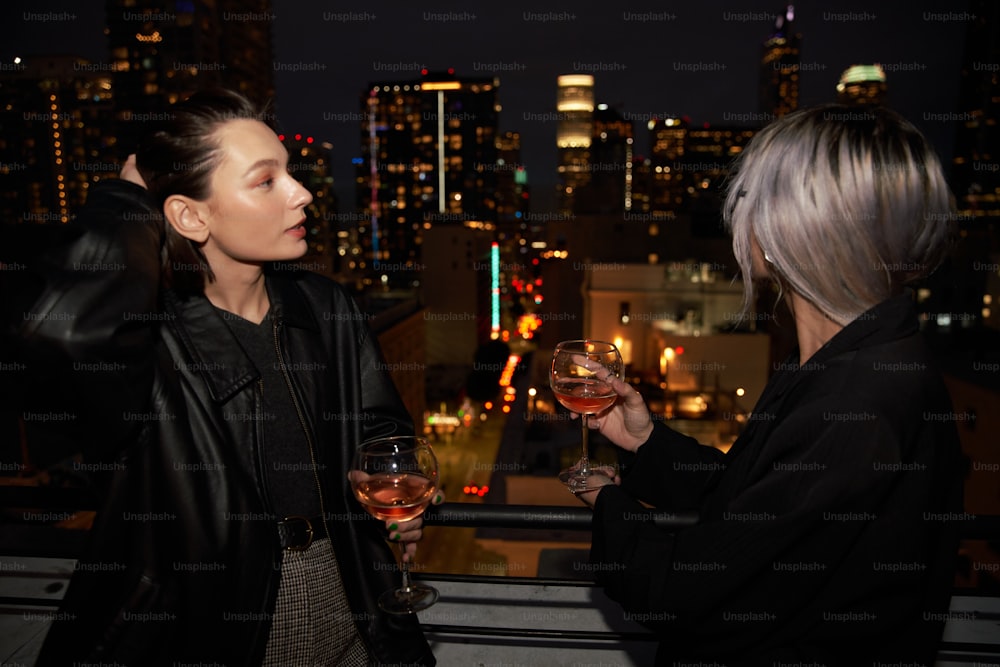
[162, 273, 319, 403]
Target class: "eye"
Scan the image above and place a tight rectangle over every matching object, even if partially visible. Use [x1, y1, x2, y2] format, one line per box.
[257, 177, 274, 189]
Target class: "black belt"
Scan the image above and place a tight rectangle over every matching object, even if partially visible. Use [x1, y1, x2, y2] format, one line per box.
[277, 515, 324, 551]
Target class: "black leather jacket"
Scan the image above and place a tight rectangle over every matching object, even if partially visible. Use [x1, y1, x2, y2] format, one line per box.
[10, 180, 435, 665]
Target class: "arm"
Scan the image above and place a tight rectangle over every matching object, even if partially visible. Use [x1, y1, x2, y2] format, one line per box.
[589, 412, 909, 651]
[353, 306, 414, 443]
[347, 294, 444, 558]
[575, 362, 726, 508]
[11, 174, 162, 463]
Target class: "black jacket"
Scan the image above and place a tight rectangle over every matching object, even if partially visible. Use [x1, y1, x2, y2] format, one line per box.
[10, 180, 435, 665]
[591, 293, 965, 665]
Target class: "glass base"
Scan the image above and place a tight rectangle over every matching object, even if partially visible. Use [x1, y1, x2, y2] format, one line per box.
[378, 583, 439, 614]
[558, 465, 616, 493]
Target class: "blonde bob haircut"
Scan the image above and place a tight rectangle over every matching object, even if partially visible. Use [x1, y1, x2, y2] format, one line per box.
[724, 104, 954, 326]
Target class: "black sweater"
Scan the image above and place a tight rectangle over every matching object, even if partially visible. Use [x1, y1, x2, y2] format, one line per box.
[591, 293, 964, 666]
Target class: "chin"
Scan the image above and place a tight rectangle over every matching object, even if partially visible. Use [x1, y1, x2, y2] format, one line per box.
[273, 244, 309, 262]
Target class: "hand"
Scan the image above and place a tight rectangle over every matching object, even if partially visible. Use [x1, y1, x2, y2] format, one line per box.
[572, 465, 620, 508]
[570, 354, 654, 453]
[120, 154, 147, 188]
[387, 491, 445, 562]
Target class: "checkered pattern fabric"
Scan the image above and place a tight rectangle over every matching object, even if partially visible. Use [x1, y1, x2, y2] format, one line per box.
[262, 538, 370, 666]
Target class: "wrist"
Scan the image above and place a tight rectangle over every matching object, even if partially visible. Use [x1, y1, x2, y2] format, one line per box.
[631, 422, 655, 453]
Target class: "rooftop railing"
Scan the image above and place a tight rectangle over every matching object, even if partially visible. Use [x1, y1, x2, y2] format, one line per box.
[2, 488, 999, 665]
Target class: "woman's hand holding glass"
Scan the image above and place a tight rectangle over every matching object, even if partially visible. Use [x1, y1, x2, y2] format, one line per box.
[578, 368, 655, 454]
[377, 487, 444, 563]
[569, 362, 655, 507]
[348, 436, 443, 614]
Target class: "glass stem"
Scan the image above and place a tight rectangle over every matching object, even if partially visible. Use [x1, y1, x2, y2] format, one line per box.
[579, 415, 591, 475]
[398, 543, 413, 593]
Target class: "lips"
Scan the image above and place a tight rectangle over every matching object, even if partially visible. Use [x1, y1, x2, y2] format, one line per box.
[286, 221, 307, 238]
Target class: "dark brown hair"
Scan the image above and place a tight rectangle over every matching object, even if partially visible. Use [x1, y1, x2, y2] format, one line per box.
[135, 88, 269, 294]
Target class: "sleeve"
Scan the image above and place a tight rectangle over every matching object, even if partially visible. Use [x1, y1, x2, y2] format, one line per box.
[6, 179, 163, 464]
[347, 293, 414, 442]
[590, 411, 905, 651]
[619, 420, 728, 509]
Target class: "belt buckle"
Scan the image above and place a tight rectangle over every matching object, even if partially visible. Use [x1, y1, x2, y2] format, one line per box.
[282, 515, 314, 551]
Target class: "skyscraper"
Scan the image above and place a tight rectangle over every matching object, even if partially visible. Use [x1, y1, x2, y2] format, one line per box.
[556, 74, 594, 214]
[278, 133, 337, 277]
[836, 64, 888, 106]
[355, 70, 500, 288]
[1, 1, 278, 227]
[104, 0, 275, 151]
[574, 103, 634, 215]
[759, 5, 800, 118]
[494, 130, 530, 228]
[647, 116, 689, 215]
[0, 55, 115, 225]
[936, 0, 1000, 332]
[682, 124, 756, 237]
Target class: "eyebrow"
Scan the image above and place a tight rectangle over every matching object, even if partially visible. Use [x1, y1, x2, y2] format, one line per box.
[242, 158, 282, 178]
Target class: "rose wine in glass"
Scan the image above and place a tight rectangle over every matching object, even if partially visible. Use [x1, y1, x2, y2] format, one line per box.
[350, 436, 439, 614]
[550, 340, 623, 492]
[353, 473, 437, 523]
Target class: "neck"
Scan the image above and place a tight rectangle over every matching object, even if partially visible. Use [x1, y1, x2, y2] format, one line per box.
[203, 255, 269, 324]
[787, 292, 844, 366]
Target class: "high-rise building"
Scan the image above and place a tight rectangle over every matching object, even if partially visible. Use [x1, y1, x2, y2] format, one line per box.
[494, 131, 530, 227]
[556, 74, 594, 214]
[759, 5, 800, 118]
[836, 64, 888, 106]
[0, 55, 116, 225]
[420, 226, 494, 365]
[1, 2, 277, 227]
[951, 3, 1000, 231]
[647, 116, 689, 215]
[931, 0, 1000, 333]
[277, 133, 337, 277]
[355, 70, 500, 288]
[682, 124, 756, 237]
[104, 0, 275, 151]
[575, 104, 634, 214]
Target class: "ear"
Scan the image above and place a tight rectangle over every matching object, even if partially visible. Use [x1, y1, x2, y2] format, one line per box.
[163, 195, 210, 243]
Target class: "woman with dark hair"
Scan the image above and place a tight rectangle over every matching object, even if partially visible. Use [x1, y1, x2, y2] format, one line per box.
[572, 105, 965, 665]
[17, 88, 437, 666]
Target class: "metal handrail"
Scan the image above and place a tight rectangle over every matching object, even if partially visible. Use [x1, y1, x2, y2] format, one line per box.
[2, 485, 998, 538]
[422, 502, 699, 530]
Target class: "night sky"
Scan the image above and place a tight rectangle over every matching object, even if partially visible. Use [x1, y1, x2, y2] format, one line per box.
[2, 0, 975, 210]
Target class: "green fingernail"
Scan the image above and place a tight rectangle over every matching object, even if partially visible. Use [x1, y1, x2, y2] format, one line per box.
[388, 523, 398, 531]
[433, 493, 443, 504]
[390, 532, 400, 541]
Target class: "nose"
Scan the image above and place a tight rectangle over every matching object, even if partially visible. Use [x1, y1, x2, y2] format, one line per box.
[289, 177, 313, 209]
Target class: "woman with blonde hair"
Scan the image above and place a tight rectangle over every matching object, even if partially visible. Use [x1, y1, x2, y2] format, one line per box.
[575, 105, 963, 665]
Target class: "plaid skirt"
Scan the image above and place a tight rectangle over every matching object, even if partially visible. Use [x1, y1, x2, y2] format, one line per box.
[262, 538, 370, 666]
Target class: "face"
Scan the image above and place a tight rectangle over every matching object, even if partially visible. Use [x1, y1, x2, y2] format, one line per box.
[197, 119, 313, 267]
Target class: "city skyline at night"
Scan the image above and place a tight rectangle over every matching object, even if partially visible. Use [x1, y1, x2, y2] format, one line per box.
[2, 5, 1000, 664]
[1, 0, 974, 210]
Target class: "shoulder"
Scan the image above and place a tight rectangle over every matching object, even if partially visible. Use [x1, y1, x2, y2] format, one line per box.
[266, 268, 371, 329]
[834, 331, 946, 416]
[773, 331, 954, 460]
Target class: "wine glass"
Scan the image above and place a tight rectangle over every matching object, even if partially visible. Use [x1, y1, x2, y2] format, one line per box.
[550, 340, 623, 493]
[350, 435, 440, 614]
